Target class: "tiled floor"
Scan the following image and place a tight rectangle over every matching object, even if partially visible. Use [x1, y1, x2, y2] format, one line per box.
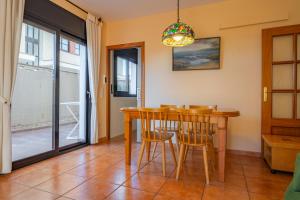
[0, 137, 292, 200]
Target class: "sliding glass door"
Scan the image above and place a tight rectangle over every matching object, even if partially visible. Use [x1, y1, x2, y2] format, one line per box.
[12, 22, 56, 161]
[59, 35, 87, 148]
[12, 20, 89, 166]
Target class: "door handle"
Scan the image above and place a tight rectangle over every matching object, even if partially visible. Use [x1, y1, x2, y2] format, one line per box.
[87, 91, 91, 98]
[263, 87, 268, 102]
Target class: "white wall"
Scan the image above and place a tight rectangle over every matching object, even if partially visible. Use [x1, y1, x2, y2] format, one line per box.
[110, 97, 137, 138]
[99, 0, 300, 152]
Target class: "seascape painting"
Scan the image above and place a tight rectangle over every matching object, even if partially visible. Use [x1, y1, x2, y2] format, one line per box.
[173, 37, 220, 71]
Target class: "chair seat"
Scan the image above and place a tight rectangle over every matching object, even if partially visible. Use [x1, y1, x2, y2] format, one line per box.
[143, 131, 174, 141]
[155, 127, 179, 133]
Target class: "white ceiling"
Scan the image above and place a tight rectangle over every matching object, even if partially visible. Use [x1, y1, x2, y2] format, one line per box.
[69, 0, 224, 21]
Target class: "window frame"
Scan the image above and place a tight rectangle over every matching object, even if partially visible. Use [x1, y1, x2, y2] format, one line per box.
[25, 24, 40, 66]
[60, 37, 69, 52]
[13, 15, 90, 170]
[74, 43, 80, 55]
[113, 55, 137, 97]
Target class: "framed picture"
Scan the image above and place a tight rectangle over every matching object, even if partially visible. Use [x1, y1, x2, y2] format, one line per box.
[173, 37, 221, 71]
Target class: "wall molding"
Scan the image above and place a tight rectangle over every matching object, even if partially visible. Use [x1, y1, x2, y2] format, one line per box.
[220, 18, 288, 30]
[226, 149, 261, 158]
[219, 0, 288, 30]
[98, 137, 108, 144]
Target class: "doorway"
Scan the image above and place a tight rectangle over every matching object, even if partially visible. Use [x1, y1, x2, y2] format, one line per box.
[262, 24, 300, 137]
[106, 42, 145, 140]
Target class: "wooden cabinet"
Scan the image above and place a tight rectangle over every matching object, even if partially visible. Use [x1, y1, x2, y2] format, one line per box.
[262, 135, 300, 172]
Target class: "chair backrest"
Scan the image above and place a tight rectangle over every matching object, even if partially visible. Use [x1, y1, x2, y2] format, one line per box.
[139, 107, 169, 140]
[177, 108, 213, 146]
[160, 105, 185, 130]
[189, 105, 217, 110]
[160, 104, 186, 109]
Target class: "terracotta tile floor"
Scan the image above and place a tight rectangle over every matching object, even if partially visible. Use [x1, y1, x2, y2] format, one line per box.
[0, 137, 292, 200]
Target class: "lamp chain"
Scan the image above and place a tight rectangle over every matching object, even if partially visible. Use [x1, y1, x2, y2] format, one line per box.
[177, 0, 180, 23]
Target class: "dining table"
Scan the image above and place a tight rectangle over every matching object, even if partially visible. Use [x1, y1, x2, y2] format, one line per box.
[120, 107, 240, 182]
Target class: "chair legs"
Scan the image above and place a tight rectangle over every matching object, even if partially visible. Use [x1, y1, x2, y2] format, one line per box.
[176, 144, 186, 180]
[176, 144, 210, 184]
[161, 141, 166, 176]
[174, 132, 180, 156]
[146, 141, 152, 161]
[202, 146, 210, 185]
[208, 141, 216, 172]
[137, 140, 146, 171]
[151, 142, 158, 159]
[152, 132, 180, 158]
[184, 146, 189, 161]
[169, 139, 177, 166]
[138, 139, 178, 177]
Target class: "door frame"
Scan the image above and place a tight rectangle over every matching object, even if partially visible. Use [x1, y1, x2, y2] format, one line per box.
[106, 42, 145, 140]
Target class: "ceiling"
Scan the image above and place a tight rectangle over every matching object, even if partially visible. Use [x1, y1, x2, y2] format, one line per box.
[69, 0, 224, 21]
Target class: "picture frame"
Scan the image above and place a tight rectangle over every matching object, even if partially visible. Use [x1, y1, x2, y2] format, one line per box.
[172, 37, 221, 71]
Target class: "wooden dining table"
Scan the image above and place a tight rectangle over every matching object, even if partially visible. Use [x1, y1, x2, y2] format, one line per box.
[120, 107, 240, 182]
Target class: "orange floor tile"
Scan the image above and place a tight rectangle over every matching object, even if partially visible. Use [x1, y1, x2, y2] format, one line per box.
[0, 137, 292, 200]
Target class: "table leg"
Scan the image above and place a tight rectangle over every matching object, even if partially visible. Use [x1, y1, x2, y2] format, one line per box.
[217, 116, 228, 182]
[125, 113, 132, 165]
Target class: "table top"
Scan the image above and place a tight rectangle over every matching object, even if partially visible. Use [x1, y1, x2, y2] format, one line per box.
[120, 107, 240, 117]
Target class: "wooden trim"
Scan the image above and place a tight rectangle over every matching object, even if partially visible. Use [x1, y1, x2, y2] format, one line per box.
[192, 147, 261, 158]
[272, 61, 294, 65]
[106, 42, 145, 140]
[272, 89, 295, 93]
[261, 28, 272, 135]
[271, 119, 300, 126]
[226, 149, 261, 158]
[98, 137, 108, 144]
[262, 24, 300, 35]
[293, 34, 298, 119]
[106, 48, 111, 140]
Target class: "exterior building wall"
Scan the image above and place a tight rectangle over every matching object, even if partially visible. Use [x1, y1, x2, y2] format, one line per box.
[12, 24, 83, 132]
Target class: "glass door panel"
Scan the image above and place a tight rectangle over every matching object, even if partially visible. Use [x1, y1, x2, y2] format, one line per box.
[12, 22, 55, 161]
[59, 36, 87, 147]
[272, 64, 294, 89]
[129, 61, 137, 96]
[116, 57, 129, 92]
[273, 35, 293, 61]
[272, 93, 293, 119]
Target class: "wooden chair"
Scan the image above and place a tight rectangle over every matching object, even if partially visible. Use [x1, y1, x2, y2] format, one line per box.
[151, 104, 185, 158]
[175, 108, 213, 184]
[186, 105, 217, 166]
[137, 108, 177, 176]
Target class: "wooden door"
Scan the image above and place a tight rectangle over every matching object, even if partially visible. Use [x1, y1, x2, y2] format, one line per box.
[262, 25, 300, 136]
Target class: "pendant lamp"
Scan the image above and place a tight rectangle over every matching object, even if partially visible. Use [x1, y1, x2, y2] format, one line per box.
[162, 0, 195, 47]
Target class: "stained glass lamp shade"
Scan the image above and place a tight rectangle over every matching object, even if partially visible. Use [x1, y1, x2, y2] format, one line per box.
[162, 22, 195, 47]
[162, 0, 195, 47]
